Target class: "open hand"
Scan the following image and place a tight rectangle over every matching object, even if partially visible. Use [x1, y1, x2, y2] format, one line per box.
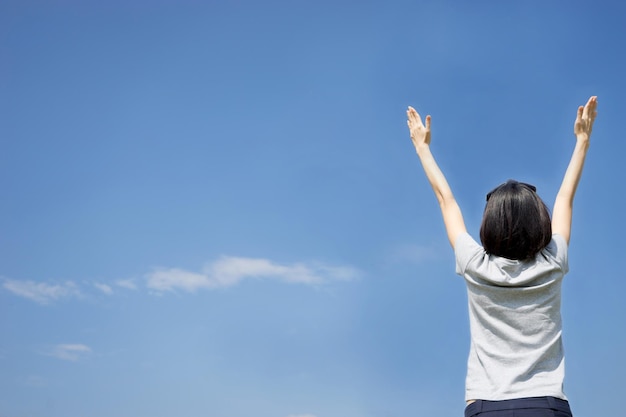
[574, 96, 598, 140]
[407, 106, 431, 150]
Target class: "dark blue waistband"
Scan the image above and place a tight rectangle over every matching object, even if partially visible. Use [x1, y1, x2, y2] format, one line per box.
[465, 396, 571, 417]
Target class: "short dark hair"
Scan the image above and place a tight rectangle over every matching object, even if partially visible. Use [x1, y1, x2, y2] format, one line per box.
[479, 180, 552, 261]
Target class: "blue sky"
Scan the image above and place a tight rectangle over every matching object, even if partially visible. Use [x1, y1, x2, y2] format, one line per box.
[1, 1, 625, 416]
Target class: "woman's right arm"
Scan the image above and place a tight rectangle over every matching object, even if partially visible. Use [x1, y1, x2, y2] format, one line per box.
[552, 96, 598, 244]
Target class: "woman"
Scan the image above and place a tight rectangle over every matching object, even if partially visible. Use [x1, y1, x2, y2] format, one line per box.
[406, 96, 597, 417]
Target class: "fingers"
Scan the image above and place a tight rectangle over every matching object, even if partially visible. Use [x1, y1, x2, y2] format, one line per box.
[407, 106, 420, 121]
[586, 96, 598, 107]
[407, 106, 432, 140]
[581, 96, 598, 120]
[581, 101, 589, 118]
[406, 106, 426, 126]
[577, 105, 584, 120]
[588, 96, 598, 120]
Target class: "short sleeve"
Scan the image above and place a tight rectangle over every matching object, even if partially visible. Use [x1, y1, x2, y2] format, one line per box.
[455, 232, 485, 276]
[543, 234, 569, 274]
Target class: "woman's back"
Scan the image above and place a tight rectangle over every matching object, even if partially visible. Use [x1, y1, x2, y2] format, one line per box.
[456, 232, 569, 401]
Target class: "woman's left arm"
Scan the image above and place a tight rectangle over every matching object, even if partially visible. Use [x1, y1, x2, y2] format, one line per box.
[407, 106, 467, 248]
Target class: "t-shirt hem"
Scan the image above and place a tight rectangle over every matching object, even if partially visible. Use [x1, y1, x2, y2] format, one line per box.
[465, 391, 568, 402]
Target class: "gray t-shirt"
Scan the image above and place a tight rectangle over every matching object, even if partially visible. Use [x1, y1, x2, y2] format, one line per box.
[455, 232, 569, 401]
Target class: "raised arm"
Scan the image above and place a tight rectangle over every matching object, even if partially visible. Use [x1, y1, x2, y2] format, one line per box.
[407, 106, 466, 248]
[552, 96, 598, 244]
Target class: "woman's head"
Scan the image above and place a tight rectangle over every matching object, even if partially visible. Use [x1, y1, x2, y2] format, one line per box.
[480, 180, 552, 261]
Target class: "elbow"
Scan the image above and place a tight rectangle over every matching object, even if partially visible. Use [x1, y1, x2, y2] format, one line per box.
[438, 192, 457, 209]
[554, 193, 574, 208]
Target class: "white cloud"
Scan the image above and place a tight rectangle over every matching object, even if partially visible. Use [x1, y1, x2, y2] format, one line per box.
[147, 268, 211, 292]
[45, 344, 92, 361]
[209, 257, 319, 285]
[2, 257, 359, 302]
[146, 256, 359, 293]
[2, 279, 80, 304]
[94, 283, 113, 295]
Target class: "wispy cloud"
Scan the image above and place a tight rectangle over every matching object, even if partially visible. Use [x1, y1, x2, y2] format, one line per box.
[146, 256, 359, 293]
[94, 283, 113, 295]
[44, 344, 92, 361]
[2, 257, 359, 302]
[2, 279, 80, 304]
[147, 268, 210, 292]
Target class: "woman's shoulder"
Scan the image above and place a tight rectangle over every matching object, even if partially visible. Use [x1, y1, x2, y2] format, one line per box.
[455, 232, 486, 276]
[539, 234, 569, 272]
